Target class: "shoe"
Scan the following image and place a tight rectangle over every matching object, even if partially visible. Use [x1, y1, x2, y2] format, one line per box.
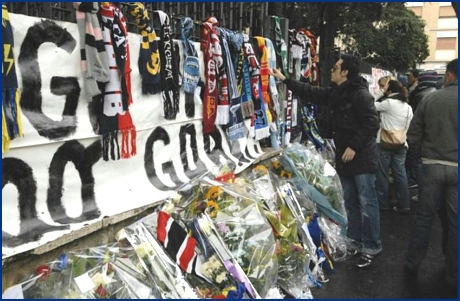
[356, 254, 375, 268]
[411, 195, 419, 202]
[346, 249, 359, 257]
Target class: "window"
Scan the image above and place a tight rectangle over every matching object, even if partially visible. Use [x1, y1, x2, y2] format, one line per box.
[436, 37, 457, 50]
[439, 6, 456, 17]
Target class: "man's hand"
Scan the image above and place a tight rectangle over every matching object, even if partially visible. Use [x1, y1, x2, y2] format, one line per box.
[342, 147, 356, 163]
[269, 68, 286, 81]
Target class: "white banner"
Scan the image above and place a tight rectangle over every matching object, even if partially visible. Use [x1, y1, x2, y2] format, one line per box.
[2, 14, 264, 258]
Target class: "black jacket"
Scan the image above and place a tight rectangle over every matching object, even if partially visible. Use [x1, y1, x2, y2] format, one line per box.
[408, 83, 436, 113]
[284, 77, 380, 176]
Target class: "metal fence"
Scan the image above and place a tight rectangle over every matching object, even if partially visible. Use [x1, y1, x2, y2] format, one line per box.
[5, 2, 271, 40]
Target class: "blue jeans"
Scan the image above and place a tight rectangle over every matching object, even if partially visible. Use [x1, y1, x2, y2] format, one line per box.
[406, 164, 458, 285]
[339, 173, 382, 255]
[376, 146, 410, 209]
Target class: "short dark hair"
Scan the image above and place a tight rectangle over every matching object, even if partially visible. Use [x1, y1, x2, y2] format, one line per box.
[340, 54, 360, 79]
[409, 69, 419, 78]
[446, 58, 458, 78]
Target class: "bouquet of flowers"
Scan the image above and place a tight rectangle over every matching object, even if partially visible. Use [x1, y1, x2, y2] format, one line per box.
[137, 208, 243, 299]
[118, 222, 199, 299]
[279, 143, 347, 228]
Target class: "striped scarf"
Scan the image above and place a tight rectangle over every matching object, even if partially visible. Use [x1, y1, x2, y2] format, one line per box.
[219, 28, 244, 141]
[255, 37, 275, 124]
[181, 17, 199, 118]
[73, 2, 109, 98]
[154, 10, 180, 120]
[98, 3, 136, 161]
[243, 34, 270, 140]
[200, 21, 217, 134]
[130, 2, 161, 95]
[2, 4, 23, 153]
[157, 211, 210, 283]
[206, 17, 229, 126]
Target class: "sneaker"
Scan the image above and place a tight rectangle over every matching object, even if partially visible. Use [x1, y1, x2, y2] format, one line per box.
[346, 249, 359, 257]
[356, 254, 375, 268]
[411, 195, 419, 202]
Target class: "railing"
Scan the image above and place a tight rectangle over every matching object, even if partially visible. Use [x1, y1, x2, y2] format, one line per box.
[5, 2, 270, 40]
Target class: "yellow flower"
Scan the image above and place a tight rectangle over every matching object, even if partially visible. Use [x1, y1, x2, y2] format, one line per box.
[222, 286, 237, 297]
[207, 200, 219, 218]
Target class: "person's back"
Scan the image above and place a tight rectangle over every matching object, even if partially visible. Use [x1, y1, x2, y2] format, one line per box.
[416, 78, 458, 163]
[405, 58, 458, 290]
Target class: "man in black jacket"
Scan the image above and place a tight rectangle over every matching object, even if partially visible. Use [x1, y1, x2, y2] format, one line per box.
[270, 54, 381, 268]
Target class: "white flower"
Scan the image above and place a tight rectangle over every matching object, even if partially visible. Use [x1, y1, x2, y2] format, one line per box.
[215, 272, 227, 284]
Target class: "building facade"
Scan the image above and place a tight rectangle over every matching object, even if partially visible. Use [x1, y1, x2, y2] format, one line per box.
[406, 2, 458, 73]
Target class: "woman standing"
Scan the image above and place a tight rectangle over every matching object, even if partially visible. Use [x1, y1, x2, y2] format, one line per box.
[375, 80, 413, 212]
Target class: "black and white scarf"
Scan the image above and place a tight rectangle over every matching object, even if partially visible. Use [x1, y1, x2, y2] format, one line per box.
[154, 10, 180, 120]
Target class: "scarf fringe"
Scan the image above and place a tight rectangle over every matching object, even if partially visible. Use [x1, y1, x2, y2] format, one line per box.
[227, 122, 245, 141]
[215, 105, 230, 125]
[121, 128, 137, 159]
[102, 130, 120, 161]
[255, 126, 270, 141]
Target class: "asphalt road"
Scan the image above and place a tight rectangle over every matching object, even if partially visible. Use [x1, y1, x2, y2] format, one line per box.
[310, 187, 458, 299]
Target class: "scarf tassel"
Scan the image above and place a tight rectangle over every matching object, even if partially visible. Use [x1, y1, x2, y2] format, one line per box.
[118, 112, 137, 159]
[102, 130, 120, 161]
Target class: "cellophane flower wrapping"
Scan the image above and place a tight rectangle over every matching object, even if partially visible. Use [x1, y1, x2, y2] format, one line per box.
[18, 243, 156, 299]
[139, 208, 242, 299]
[280, 143, 348, 229]
[174, 177, 279, 298]
[317, 215, 355, 262]
[117, 220, 199, 299]
[239, 165, 314, 298]
[20, 254, 74, 298]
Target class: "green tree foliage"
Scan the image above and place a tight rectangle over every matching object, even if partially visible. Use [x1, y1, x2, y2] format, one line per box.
[268, 2, 430, 78]
[340, 3, 429, 72]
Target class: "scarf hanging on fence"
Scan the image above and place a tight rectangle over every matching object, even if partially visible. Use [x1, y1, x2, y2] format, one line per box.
[181, 17, 200, 118]
[243, 34, 270, 140]
[2, 4, 23, 153]
[234, 35, 255, 119]
[205, 17, 229, 126]
[200, 21, 217, 133]
[157, 211, 210, 283]
[98, 3, 136, 161]
[73, 2, 109, 99]
[273, 16, 289, 77]
[303, 28, 320, 86]
[265, 38, 280, 117]
[130, 2, 161, 95]
[288, 29, 297, 77]
[255, 37, 276, 127]
[296, 29, 311, 83]
[154, 10, 180, 120]
[219, 28, 244, 141]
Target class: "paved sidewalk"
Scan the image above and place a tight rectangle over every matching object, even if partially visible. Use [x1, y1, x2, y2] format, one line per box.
[312, 187, 458, 299]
